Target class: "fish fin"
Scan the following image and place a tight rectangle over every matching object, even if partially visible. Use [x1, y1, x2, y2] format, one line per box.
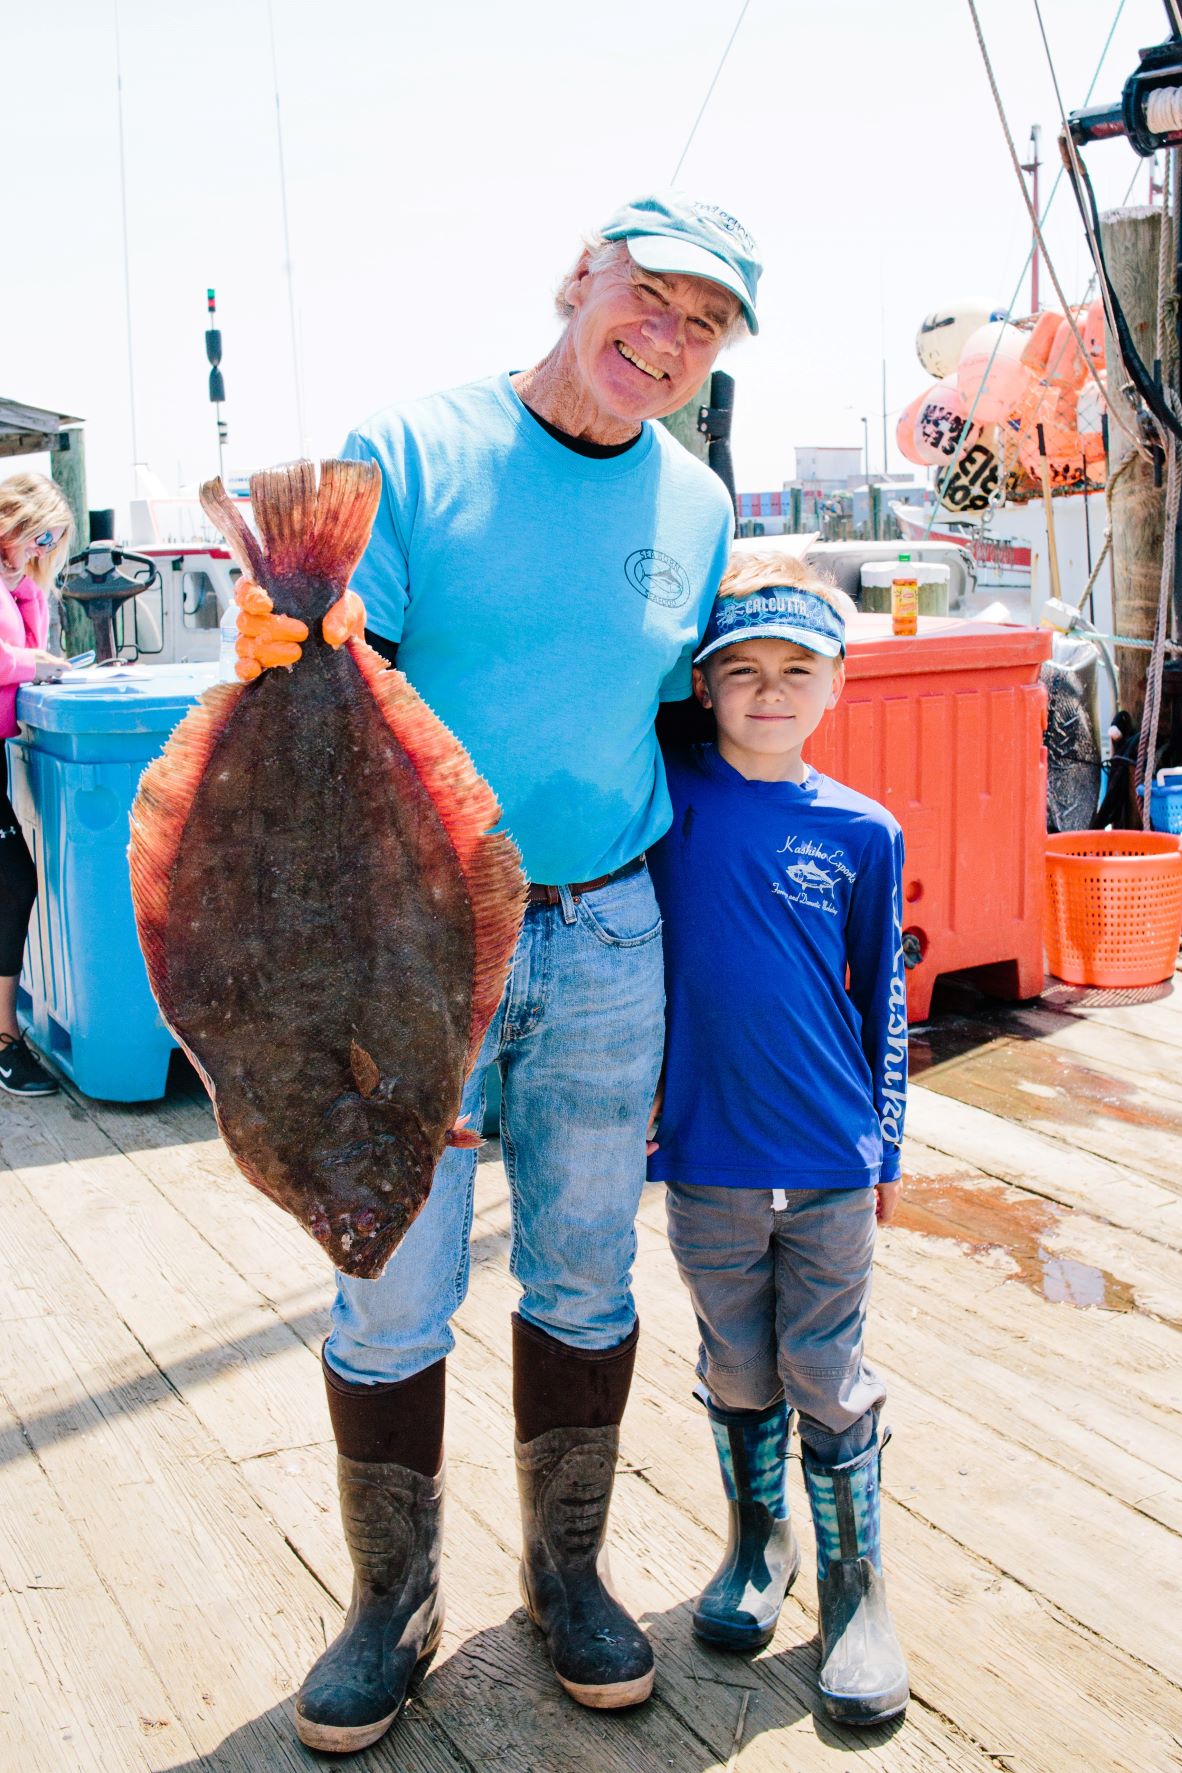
[446, 1116, 484, 1149]
[306, 458, 383, 586]
[349, 640, 527, 1073]
[198, 478, 265, 581]
[248, 459, 319, 581]
[350, 1039, 381, 1100]
[129, 681, 244, 1032]
[246, 458, 382, 589]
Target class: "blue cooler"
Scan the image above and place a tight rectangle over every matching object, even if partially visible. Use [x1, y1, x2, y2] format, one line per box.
[7, 664, 219, 1100]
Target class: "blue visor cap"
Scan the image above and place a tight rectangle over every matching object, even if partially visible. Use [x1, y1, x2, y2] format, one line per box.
[694, 588, 847, 665]
[598, 194, 761, 334]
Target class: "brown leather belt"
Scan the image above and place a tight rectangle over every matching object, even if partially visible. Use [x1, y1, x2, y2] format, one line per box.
[527, 854, 646, 906]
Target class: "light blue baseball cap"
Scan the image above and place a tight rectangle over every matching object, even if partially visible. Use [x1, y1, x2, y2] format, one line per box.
[598, 194, 762, 335]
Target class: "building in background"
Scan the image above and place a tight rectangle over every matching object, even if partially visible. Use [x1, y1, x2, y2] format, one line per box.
[738, 445, 924, 540]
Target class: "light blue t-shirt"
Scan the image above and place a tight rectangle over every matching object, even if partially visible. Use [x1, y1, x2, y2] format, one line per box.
[342, 373, 733, 883]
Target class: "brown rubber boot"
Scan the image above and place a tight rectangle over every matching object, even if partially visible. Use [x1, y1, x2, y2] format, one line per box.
[294, 1355, 446, 1754]
[513, 1314, 654, 1709]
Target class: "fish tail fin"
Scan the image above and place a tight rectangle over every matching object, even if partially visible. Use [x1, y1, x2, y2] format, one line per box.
[199, 478, 265, 581]
[246, 458, 382, 589]
[307, 458, 383, 586]
[248, 459, 319, 580]
[349, 641, 527, 1072]
[129, 682, 243, 1031]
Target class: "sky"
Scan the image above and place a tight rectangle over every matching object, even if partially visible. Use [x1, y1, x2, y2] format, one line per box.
[2, 0, 1169, 526]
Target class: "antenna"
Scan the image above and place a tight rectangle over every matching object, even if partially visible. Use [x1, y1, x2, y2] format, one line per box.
[206, 289, 228, 482]
[268, 0, 307, 454]
[113, 0, 140, 491]
[1020, 124, 1042, 312]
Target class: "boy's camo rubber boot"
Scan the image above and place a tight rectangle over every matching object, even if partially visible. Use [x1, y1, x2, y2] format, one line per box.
[802, 1434, 909, 1725]
[692, 1398, 801, 1650]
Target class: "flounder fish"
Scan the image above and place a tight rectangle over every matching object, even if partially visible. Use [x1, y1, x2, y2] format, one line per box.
[129, 458, 526, 1278]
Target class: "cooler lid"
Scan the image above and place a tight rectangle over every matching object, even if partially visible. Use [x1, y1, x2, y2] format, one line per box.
[845, 611, 1052, 672]
[16, 663, 221, 733]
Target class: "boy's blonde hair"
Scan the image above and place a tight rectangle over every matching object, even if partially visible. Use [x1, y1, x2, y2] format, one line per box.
[718, 550, 857, 624]
[0, 471, 74, 593]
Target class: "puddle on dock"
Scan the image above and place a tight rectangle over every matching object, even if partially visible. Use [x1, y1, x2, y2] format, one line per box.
[894, 1172, 1140, 1317]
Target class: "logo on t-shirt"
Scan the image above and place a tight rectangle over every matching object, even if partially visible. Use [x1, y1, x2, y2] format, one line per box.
[625, 549, 692, 608]
[772, 833, 855, 918]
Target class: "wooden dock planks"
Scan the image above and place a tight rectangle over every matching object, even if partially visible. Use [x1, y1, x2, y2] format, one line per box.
[0, 970, 1180, 1770]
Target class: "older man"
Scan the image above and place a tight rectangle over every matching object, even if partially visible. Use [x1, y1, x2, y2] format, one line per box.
[290, 194, 760, 1754]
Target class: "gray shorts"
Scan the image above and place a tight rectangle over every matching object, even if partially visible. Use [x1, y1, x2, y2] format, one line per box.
[665, 1183, 886, 1457]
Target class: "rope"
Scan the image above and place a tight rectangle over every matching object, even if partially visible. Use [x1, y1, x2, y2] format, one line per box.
[993, 0, 1152, 458]
[1034, 0, 1131, 419]
[670, 0, 751, 183]
[1133, 145, 1182, 824]
[1135, 434, 1181, 821]
[926, 0, 1138, 539]
[1146, 86, 1182, 136]
[1070, 451, 1135, 612]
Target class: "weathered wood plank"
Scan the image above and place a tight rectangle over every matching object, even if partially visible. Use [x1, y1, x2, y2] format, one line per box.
[466, 1179, 1182, 1691]
[451, 1268, 1182, 1773]
[907, 1084, 1182, 1250]
[0, 1162, 464, 1772]
[0, 1099, 326, 1463]
[0, 1396, 198, 1773]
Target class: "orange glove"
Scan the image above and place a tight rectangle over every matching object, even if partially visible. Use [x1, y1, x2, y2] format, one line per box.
[322, 588, 367, 649]
[233, 579, 309, 683]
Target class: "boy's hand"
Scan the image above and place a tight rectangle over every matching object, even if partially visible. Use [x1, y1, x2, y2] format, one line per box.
[875, 1180, 901, 1226]
[645, 1074, 664, 1157]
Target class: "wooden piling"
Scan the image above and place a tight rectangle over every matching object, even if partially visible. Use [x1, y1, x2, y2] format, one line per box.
[1100, 205, 1164, 722]
[50, 425, 95, 657]
[657, 379, 710, 462]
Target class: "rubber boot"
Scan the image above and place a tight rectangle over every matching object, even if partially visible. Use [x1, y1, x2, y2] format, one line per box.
[802, 1434, 909, 1726]
[692, 1399, 801, 1650]
[513, 1314, 655, 1709]
[294, 1357, 445, 1753]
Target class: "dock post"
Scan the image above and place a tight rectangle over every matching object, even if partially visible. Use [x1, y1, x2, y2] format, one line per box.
[50, 426, 95, 658]
[1100, 205, 1165, 722]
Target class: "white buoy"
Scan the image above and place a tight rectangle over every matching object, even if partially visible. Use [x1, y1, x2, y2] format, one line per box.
[916, 302, 999, 379]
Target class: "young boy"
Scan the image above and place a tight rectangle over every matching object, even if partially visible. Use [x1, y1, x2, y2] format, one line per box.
[647, 552, 908, 1726]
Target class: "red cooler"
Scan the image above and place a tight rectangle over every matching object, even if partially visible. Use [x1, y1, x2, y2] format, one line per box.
[803, 614, 1051, 1021]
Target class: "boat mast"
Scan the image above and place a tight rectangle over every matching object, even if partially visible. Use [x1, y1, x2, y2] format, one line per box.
[1021, 125, 1042, 312]
[113, 0, 140, 492]
[267, 0, 306, 456]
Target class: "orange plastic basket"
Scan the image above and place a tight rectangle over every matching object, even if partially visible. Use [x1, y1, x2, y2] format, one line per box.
[1044, 831, 1182, 988]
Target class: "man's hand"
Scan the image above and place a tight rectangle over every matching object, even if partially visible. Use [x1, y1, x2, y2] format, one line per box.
[875, 1180, 901, 1226]
[233, 580, 309, 683]
[323, 589, 366, 649]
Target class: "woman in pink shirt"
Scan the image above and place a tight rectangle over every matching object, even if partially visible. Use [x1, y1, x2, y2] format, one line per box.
[0, 472, 72, 1095]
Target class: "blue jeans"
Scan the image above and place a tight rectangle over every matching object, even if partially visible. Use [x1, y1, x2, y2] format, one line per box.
[325, 865, 665, 1384]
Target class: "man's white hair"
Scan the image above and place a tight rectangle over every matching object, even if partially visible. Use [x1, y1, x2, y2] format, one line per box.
[554, 236, 748, 347]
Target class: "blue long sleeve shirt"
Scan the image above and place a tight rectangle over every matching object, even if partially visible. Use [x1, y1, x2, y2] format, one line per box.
[647, 745, 907, 1190]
